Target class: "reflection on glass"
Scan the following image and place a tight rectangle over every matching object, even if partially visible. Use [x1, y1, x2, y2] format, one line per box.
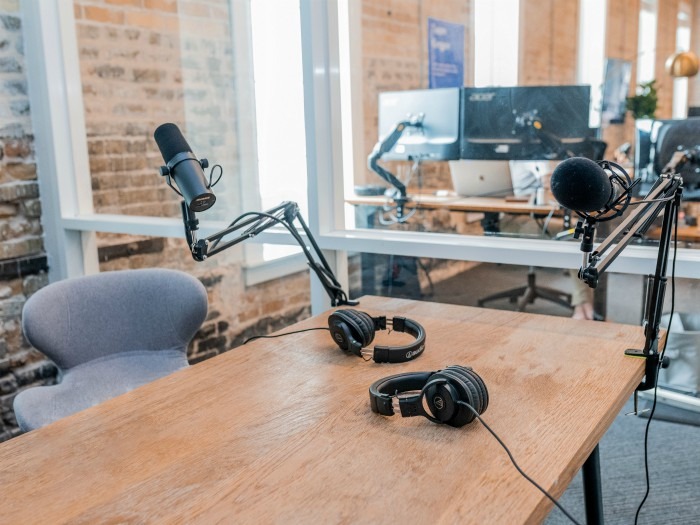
[75, 1, 245, 219]
[250, 0, 306, 262]
[474, 0, 519, 87]
[338, 2, 699, 254]
[637, 0, 658, 85]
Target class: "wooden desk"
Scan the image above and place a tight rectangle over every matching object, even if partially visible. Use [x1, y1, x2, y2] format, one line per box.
[347, 193, 561, 215]
[0, 297, 645, 524]
[649, 223, 700, 243]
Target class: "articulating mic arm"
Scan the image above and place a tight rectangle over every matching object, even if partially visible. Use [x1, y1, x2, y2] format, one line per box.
[576, 173, 683, 391]
[367, 115, 423, 218]
[181, 200, 357, 308]
[662, 146, 700, 174]
[514, 112, 573, 160]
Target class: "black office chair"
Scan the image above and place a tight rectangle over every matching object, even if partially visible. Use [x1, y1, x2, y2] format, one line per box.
[477, 267, 572, 312]
[477, 139, 607, 313]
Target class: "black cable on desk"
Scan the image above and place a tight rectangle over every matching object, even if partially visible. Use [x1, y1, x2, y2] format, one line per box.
[457, 401, 582, 525]
[243, 327, 329, 345]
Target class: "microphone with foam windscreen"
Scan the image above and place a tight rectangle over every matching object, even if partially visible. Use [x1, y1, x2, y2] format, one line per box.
[550, 157, 632, 221]
[154, 123, 216, 212]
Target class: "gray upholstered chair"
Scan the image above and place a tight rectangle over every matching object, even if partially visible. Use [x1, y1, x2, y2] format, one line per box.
[13, 268, 208, 431]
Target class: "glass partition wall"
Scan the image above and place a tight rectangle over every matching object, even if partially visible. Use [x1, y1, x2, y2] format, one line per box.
[334, 0, 700, 288]
[25, 1, 700, 317]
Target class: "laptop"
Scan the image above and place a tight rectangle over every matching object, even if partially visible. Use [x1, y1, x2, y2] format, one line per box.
[509, 160, 559, 197]
[448, 160, 513, 198]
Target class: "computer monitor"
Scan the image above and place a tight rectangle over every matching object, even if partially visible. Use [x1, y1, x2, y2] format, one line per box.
[635, 117, 700, 197]
[459, 85, 593, 160]
[601, 59, 632, 125]
[377, 87, 461, 161]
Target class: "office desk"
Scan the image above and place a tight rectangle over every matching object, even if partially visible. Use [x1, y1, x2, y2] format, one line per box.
[648, 223, 700, 243]
[0, 297, 645, 524]
[347, 192, 561, 216]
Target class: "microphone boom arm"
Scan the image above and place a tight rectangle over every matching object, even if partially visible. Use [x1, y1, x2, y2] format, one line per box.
[577, 173, 683, 391]
[181, 200, 358, 308]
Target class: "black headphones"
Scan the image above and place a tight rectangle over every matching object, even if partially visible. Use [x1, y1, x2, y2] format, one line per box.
[327, 308, 426, 363]
[369, 365, 489, 427]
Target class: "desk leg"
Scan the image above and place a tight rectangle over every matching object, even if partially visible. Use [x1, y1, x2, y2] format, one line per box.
[593, 273, 608, 321]
[582, 445, 604, 525]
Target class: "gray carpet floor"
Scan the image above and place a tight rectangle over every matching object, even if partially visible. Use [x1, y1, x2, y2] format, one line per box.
[546, 398, 700, 524]
[360, 259, 700, 524]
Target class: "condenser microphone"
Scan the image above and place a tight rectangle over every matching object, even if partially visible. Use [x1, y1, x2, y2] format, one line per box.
[550, 157, 623, 213]
[154, 123, 216, 212]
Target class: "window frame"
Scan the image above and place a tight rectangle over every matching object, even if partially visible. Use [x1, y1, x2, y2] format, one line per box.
[24, 0, 700, 318]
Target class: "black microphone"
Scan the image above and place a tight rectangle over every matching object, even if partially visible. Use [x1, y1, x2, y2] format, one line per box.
[550, 157, 622, 213]
[154, 123, 216, 212]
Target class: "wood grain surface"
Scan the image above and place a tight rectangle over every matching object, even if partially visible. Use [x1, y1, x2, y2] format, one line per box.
[648, 223, 700, 243]
[0, 296, 646, 524]
[346, 193, 562, 215]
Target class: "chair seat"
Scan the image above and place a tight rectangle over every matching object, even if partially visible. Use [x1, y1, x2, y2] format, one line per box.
[14, 350, 188, 431]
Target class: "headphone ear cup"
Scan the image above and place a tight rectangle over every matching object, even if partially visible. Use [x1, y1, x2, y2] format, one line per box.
[331, 309, 376, 346]
[423, 380, 459, 424]
[431, 366, 488, 427]
[328, 309, 376, 356]
[456, 366, 489, 414]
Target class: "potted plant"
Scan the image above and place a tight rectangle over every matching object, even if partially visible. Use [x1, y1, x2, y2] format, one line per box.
[626, 79, 658, 119]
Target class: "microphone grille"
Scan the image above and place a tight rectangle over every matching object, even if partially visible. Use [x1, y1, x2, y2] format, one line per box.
[550, 157, 612, 213]
[154, 123, 193, 162]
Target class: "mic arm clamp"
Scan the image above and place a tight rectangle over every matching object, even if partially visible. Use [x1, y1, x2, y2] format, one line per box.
[180, 200, 358, 308]
[577, 173, 683, 391]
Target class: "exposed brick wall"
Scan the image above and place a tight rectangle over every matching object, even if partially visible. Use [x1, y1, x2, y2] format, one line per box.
[73, 0, 310, 365]
[0, 0, 311, 441]
[359, 0, 481, 243]
[96, 237, 311, 365]
[689, 0, 700, 105]
[519, 0, 579, 86]
[603, 0, 641, 152]
[76, 0, 185, 217]
[654, 0, 681, 119]
[360, 0, 473, 191]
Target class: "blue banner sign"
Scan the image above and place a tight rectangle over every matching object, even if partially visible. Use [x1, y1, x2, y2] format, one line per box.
[428, 17, 465, 89]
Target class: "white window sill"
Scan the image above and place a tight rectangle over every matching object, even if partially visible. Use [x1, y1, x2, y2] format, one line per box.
[244, 252, 309, 287]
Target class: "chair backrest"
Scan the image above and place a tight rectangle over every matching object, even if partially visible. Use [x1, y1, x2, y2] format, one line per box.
[588, 140, 607, 161]
[22, 269, 208, 370]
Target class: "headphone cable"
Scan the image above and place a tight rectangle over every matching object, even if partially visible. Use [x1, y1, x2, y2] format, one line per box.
[458, 401, 582, 525]
[243, 327, 329, 345]
[245, 331, 579, 524]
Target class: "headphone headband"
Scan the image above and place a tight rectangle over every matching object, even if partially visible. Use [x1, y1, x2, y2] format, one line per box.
[369, 366, 489, 428]
[327, 309, 426, 363]
[373, 316, 426, 362]
[369, 371, 432, 416]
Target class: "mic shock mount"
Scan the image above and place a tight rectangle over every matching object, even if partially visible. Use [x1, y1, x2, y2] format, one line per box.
[180, 200, 357, 308]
